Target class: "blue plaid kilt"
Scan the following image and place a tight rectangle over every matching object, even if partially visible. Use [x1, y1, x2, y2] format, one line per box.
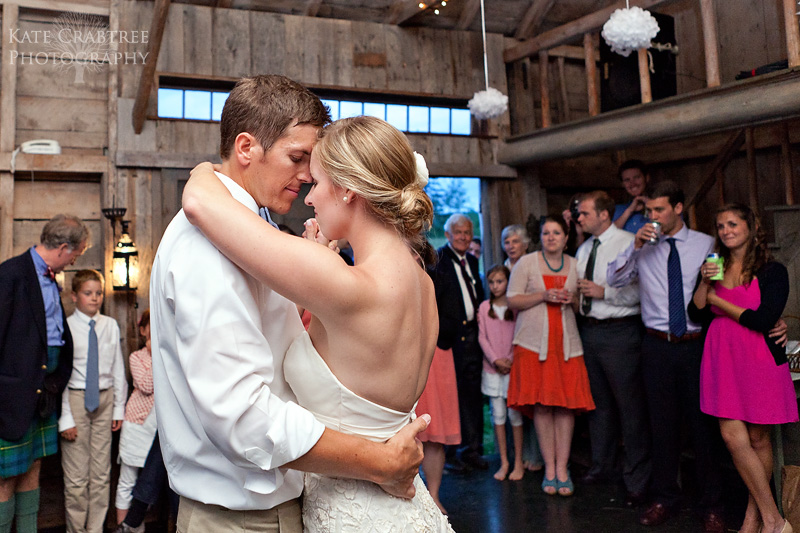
[0, 413, 58, 478]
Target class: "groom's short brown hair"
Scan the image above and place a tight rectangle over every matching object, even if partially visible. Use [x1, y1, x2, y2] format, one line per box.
[219, 75, 331, 160]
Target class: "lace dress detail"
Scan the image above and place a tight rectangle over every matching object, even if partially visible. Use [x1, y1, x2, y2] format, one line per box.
[284, 332, 454, 533]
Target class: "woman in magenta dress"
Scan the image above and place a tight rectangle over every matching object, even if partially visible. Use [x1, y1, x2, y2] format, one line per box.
[691, 204, 797, 533]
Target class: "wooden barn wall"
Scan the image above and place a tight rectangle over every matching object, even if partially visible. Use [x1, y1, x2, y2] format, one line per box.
[115, 1, 509, 162]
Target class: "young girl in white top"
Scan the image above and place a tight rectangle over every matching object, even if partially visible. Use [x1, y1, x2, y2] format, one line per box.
[478, 265, 524, 481]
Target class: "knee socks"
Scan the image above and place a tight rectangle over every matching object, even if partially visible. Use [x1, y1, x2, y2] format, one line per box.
[14, 489, 39, 533]
[0, 496, 14, 533]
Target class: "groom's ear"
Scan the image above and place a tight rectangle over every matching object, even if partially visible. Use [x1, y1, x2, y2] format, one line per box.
[233, 133, 262, 168]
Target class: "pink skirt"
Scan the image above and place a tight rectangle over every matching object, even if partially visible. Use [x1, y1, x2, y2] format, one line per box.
[415, 347, 461, 445]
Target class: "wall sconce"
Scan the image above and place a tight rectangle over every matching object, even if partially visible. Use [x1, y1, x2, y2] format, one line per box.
[102, 207, 139, 291]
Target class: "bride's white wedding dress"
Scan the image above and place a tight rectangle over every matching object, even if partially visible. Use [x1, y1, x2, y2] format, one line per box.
[284, 331, 454, 533]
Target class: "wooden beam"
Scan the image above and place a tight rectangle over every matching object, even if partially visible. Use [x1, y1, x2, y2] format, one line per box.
[539, 51, 551, 128]
[514, 0, 556, 41]
[216, 0, 233, 7]
[385, 0, 423, 25]
[132, 0, 171, 135]
[303, 0, 323, 17]
[583, 33, 599, 117]
[504, 0, 673, 63]
[699, 0, 721, 87]
[497, 70, 800, 166]
[638, 48, 652, 103]
[0, 153, 108, 173]
[0, 0, 108, 16]
[781, 122, 795, 205]
[550, 45, 598, 62]
[456, 0, 480, 30]
[746, 127, 759, 207]
[556, 56, 571, 122]
[783, 0, 800, 68]
[715, 168, 725, 206]
[1, 3, 18, 261]
[685, 129, 745, 209]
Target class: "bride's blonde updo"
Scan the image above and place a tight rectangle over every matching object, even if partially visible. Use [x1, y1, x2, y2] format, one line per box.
[314, 116, 436, 266]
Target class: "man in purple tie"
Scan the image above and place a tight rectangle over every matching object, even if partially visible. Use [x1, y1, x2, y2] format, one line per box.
[607, 180, 726, 532]
[431, 213, 487, 471]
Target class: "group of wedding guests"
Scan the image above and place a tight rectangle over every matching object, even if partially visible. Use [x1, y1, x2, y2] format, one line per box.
[434, 160, 797, 533]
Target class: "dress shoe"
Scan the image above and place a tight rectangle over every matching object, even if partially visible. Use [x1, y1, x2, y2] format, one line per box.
[461, 452, 488, 470]
[444, 458, 471, 474]
[702, 511, 725, 533]
[639, 503, 672, 527]
[579, 471, 612, 485]
[623, 491, 646, 509]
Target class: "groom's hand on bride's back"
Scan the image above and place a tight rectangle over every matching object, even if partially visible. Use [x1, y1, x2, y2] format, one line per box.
[378, 414, 430, 499]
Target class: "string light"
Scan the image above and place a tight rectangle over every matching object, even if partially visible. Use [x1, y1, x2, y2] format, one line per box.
[434, 8, 439, 14]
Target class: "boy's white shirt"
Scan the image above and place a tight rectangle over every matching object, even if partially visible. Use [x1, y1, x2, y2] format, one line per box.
[58, 309, 128, 431]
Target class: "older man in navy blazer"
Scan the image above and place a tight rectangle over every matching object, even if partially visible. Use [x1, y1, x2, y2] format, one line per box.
[0, 214, 88, 531]
[431, 213, 487, 470]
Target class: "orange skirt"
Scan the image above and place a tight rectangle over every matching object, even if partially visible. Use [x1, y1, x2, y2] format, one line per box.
[415, 347, 461, 445]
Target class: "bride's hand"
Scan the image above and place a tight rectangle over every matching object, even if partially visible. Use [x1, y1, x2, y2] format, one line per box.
[303, 218, 340, 253]
[183, 162, 227, 224]
[378, 414, 430, 499]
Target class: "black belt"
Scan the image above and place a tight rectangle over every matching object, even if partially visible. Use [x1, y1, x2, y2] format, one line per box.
[645, 328, 703, 344]
[580, 315, 640, 326]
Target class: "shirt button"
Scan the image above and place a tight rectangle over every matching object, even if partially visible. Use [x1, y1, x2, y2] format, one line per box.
[36, 389, 42, 394]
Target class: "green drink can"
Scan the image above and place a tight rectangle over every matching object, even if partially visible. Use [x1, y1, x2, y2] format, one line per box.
[706, 253, 724, 281]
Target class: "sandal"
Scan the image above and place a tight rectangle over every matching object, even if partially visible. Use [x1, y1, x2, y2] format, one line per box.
[557, 474, 574, 497]
[541, 476, 557, 496]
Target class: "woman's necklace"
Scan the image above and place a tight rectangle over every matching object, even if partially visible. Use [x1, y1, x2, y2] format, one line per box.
[542, 252, 564, 272]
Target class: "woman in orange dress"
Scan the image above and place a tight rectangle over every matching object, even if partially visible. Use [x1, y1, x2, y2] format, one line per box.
[507, 216, 595, 497]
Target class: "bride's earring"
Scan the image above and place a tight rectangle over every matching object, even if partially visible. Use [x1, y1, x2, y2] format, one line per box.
[343, 196, 348, 202]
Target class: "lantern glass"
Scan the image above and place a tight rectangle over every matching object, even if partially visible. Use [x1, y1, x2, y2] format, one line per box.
[112, 226, 139, 291]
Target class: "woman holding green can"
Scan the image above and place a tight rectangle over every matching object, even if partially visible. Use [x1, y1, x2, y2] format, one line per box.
[690, 204, 797, 533]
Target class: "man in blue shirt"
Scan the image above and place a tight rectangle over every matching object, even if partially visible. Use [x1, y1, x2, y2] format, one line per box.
[613, 160, 650, 234]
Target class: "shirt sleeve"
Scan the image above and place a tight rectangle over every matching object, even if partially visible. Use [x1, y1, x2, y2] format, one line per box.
[58, 386, 75, 431]
[507, 256, 529, 297]
[477, 302, 498, 364]
[111, 320, 128, 420]
[606, 241, 639, 288]
[603, 281, 640, 307]
[130, 348, 153, 396]
[163, 236, 324, 472]
[739, 262, 790, 333]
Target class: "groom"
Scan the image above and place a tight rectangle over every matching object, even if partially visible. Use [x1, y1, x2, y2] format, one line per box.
[150, 75, 428, 533]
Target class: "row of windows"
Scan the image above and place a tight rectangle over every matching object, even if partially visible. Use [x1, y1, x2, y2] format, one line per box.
[156, 88, 472, 135]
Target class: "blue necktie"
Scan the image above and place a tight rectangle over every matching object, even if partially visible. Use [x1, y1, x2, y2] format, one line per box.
[85, 319, 100, 412]
[666, 239, 687, 338]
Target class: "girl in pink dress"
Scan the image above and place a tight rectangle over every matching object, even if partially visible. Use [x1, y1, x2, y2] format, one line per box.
[478, 265, 523, 481]
[691, 204, 797, 533]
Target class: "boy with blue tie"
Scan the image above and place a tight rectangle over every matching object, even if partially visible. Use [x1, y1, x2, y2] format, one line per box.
[59, 269, 127, 533]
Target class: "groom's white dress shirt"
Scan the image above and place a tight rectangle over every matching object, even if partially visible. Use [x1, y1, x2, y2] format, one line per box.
[150, 172, 325, 510]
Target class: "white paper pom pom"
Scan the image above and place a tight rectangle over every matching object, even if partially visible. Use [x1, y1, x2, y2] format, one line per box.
[468, 87, 508, 120]
[601, 6, 660, 57]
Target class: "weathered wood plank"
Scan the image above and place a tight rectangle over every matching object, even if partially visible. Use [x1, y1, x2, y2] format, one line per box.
[157, 3, 184, 73]
[250, 11, 286, 75]
[183, 4, 212, 75]
[538, 51, 551, 127]
[3, 0, 108, 16]
[583, 33, 599, 117]
[456, 0, 480, 31]
[132, 0, 171, 134]
[384, 25, 420, 93]
[17, 95, 107, 133]
[0, 152, 108, 172]
[211, 7, 250, 78]
[514, 0, 556, 41]
[699, 0, 720, 87]
[2, 4, 19, 153]
[638, 48, 652, 103]
[14, 180, 100, 220]
[784, 0, 800, 67]
[352, 21, 387, 89]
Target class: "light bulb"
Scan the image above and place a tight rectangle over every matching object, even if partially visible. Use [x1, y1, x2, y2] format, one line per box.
[434, 8, 439, 14]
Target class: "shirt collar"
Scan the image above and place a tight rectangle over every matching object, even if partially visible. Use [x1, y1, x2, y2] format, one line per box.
[665, 222, 689, 243]
[214, 171, 259, 215]
[594, 223, 617, 244]
[447, 244, 467, 262]
[30, 246, 49, 276]
[72, 308, 100, 323]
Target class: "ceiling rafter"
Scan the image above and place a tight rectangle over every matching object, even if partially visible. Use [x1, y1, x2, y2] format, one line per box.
[514, 0, 555, 40]
[304, 0, 324, 16]
[385, 0, 424, 25]
[456, 0, 480, 30]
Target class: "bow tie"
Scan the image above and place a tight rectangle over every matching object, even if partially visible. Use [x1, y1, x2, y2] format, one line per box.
[44, 266, 56, 281]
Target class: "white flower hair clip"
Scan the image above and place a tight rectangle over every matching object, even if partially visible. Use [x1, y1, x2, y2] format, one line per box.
[414, 152, 429, 188]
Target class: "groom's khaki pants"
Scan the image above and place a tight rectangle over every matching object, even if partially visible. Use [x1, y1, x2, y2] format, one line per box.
[177, 496, 302, 533]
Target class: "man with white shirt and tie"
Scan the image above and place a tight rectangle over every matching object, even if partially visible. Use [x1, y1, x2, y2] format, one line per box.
[575, 191, 651, 509]
[149, 75, 427, 533]
[431, 213, 487, 471]
[606, 180, 724, 532]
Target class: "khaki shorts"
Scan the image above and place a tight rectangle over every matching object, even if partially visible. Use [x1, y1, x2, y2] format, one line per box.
[177, 496, 302, 533]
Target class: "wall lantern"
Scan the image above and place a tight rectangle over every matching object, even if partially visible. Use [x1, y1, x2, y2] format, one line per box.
[102, 207, 139, 291]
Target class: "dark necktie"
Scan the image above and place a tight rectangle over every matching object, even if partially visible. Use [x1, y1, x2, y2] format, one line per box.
[581, 239, 601, 315]
[85, 319, 100, 412]
[666, 238, 687, 338]
[458, 257, 478, 310]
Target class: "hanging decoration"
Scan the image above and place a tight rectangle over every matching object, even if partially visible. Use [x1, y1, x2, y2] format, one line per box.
[601, 2, 660, 57]
[468, 0, 508, 119]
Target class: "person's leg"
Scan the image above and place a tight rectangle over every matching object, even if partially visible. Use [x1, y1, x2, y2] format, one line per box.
[0, 471, 19, 533]
[720, 420, 783, 533]
[13, 485, 39, 533]
[115, 463, 139, 524]
[87, 390, 113, 533]
[580, 323, 619, 479]
[508, 409, 525, 481]
[62, 390, 91, 533]
[522, 417, 542, 471]
[490, 396, 509, 480]
[420, 442, 446, 514]
[534, 405, 556, 494]
[554, 408, 575, 495]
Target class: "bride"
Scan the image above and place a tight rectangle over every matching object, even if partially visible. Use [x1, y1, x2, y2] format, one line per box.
[183, 116, 454, 532]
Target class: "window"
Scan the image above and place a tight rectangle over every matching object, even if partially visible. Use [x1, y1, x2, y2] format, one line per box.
[157, 85, 472, 135]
